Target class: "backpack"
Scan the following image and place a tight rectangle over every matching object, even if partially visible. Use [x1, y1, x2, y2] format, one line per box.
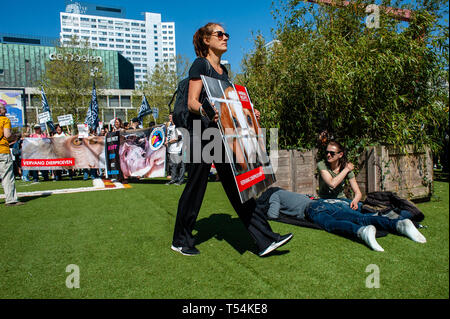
[168, 58, 215, 129]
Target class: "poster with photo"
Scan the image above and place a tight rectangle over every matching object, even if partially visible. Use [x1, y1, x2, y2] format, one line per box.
[201, 75, 276, 203]
[0, 89, 25, 128]
[21, 136, 106, 170]
[118, 126, 166, 179]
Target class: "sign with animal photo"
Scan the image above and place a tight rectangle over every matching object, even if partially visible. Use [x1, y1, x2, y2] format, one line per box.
[200, 75, 276, 203]
[117, 126, 166, 179]
[21, 136, 106, 170]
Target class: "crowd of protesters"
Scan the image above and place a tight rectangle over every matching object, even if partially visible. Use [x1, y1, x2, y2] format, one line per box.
[6, 117, 167, 183]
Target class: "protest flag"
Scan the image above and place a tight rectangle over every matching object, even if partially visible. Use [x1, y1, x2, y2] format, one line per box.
[85, 81, 100, 131]
[137, 95, 152, 124]
[41, 86, 55, 133]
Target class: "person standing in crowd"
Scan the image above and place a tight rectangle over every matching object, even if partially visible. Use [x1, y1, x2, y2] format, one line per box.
[317, 140, 362, 210]
[171, 22, 292, 257]
[165, 112, 185, 185]
[112, 118, 123, 132]
[52, 124, 72, 181]
[29, 124, 49, 182]
[0, 101, 25, 206]
[130, 118, 140, 130]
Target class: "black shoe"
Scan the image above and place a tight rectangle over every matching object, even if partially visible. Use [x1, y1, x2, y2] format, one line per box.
[258, 233, 293, 257]
[171, 245, 200, 256]
[165, 180, 176, 185]
[5, 201, 25, 207]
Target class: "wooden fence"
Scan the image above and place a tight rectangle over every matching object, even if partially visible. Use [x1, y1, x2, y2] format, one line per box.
[269, 145, 433, 201]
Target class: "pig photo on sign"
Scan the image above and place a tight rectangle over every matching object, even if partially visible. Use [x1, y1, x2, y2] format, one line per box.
[119, 132, 165, 178]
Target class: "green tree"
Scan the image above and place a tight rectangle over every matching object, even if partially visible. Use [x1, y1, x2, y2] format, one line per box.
[242, 0, 449, 160]
[40, 36, 109, 124]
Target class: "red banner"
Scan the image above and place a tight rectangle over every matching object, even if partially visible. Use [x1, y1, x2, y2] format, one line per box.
[22, 158, 75, 167]
[235, 166, 266, 192]
[234, 84, 252, 110]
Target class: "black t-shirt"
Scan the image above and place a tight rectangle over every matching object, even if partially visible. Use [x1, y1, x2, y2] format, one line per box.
[187, 57, 229, 130]
[189, 57, 229, 82]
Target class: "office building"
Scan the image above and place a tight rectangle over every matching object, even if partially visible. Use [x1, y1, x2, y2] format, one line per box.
[60, 1, 176, 84]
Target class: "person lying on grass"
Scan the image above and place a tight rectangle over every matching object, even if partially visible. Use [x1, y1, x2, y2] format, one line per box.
[256, 187, 426, 252]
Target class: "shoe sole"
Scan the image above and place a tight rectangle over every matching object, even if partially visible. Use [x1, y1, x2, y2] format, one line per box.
[259, 234, 293, 257]
[171, 245, 199, 256]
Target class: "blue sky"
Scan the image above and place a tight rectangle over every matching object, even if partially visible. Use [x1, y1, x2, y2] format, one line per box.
[0, 0, 279, 74]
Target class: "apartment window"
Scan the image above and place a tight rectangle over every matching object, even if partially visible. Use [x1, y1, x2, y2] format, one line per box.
[80, 17, 89, 22]
[121, 96, 131, 107]
[141, 47, 146, 50]
[109, 38, 114, 42]
[131, 22, 139, 26]
[116, 45, 124, 48]
[132, 40, 140, 44]
[132, 46, 140, 49]
[99, 43, 107, 47]
[99, 37, 107, 41]
[168, 25, 173, 29]
[92, 37, 97, 40]
[162, 25, 167, 28]
[116, 38, 123, 42]
[63, 28, 72, 32]
[109, 96, 119, 107]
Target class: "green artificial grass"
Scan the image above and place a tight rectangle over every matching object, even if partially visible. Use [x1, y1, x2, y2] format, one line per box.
[0, 178, 448, 299]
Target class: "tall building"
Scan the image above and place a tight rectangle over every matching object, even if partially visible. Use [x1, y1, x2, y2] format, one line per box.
[60, 1, 176, 84]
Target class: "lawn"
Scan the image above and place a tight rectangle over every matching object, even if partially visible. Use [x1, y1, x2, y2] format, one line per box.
[0, 177, 448, 299]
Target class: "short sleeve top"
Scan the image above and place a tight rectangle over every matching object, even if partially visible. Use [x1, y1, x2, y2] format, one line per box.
[0, 116, 11, 154]
[187, 57, 229, 130]
[317, 160, 355, 199]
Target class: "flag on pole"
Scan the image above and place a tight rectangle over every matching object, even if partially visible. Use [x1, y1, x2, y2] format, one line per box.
[41, 86, 55, 132]
[137, 95, 152, 124]
[85, 81, 99, 131]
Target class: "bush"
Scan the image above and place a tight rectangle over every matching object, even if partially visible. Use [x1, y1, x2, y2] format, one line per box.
[242, 0, 449, 161]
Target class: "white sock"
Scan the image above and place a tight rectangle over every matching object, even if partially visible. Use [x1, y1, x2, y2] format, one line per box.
[396, 219, 427, 243]
[358, 225, 384, 252]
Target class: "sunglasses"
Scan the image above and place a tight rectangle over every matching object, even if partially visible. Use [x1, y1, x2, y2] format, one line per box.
[212, 30, 230, 39]
[326, 150, 340, 156]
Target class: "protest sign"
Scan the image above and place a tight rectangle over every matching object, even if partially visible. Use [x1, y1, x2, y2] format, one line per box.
[201, 75, 276, 203]
[21, 136, 105, 170]
[58, 114, 74, 126]
[77, 124, 89, 138]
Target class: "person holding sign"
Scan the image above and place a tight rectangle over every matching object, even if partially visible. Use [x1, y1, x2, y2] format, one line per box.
[171, 22, 292, 257]
[29, 124, 49, 182]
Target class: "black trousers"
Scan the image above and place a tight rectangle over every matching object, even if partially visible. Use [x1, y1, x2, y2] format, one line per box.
[172, 131, 280, 252]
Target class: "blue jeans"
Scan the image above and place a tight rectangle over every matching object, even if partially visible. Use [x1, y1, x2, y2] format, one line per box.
[306, 199, 401, 238]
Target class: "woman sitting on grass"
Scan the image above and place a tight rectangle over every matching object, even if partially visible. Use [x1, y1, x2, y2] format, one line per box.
[317, 140, 362, 210]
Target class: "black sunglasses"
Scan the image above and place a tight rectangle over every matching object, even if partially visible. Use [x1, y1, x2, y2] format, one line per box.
[212, 30, 230, 39]
[326, 150, 340, 156]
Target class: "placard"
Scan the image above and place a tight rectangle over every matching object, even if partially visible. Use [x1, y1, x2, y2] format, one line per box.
[201, 76, 276, 203]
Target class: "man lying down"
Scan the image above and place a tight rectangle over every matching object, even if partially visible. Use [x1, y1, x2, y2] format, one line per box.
[255, 187, 426, 252]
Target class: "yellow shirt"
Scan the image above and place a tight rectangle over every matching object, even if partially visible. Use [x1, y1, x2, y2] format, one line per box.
[0, 116, 11, 154]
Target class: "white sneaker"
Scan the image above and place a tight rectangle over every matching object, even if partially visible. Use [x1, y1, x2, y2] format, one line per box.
[396, 219, 427, 243]
[258, 233, 293, 257]
[358, 225, 384, 252]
